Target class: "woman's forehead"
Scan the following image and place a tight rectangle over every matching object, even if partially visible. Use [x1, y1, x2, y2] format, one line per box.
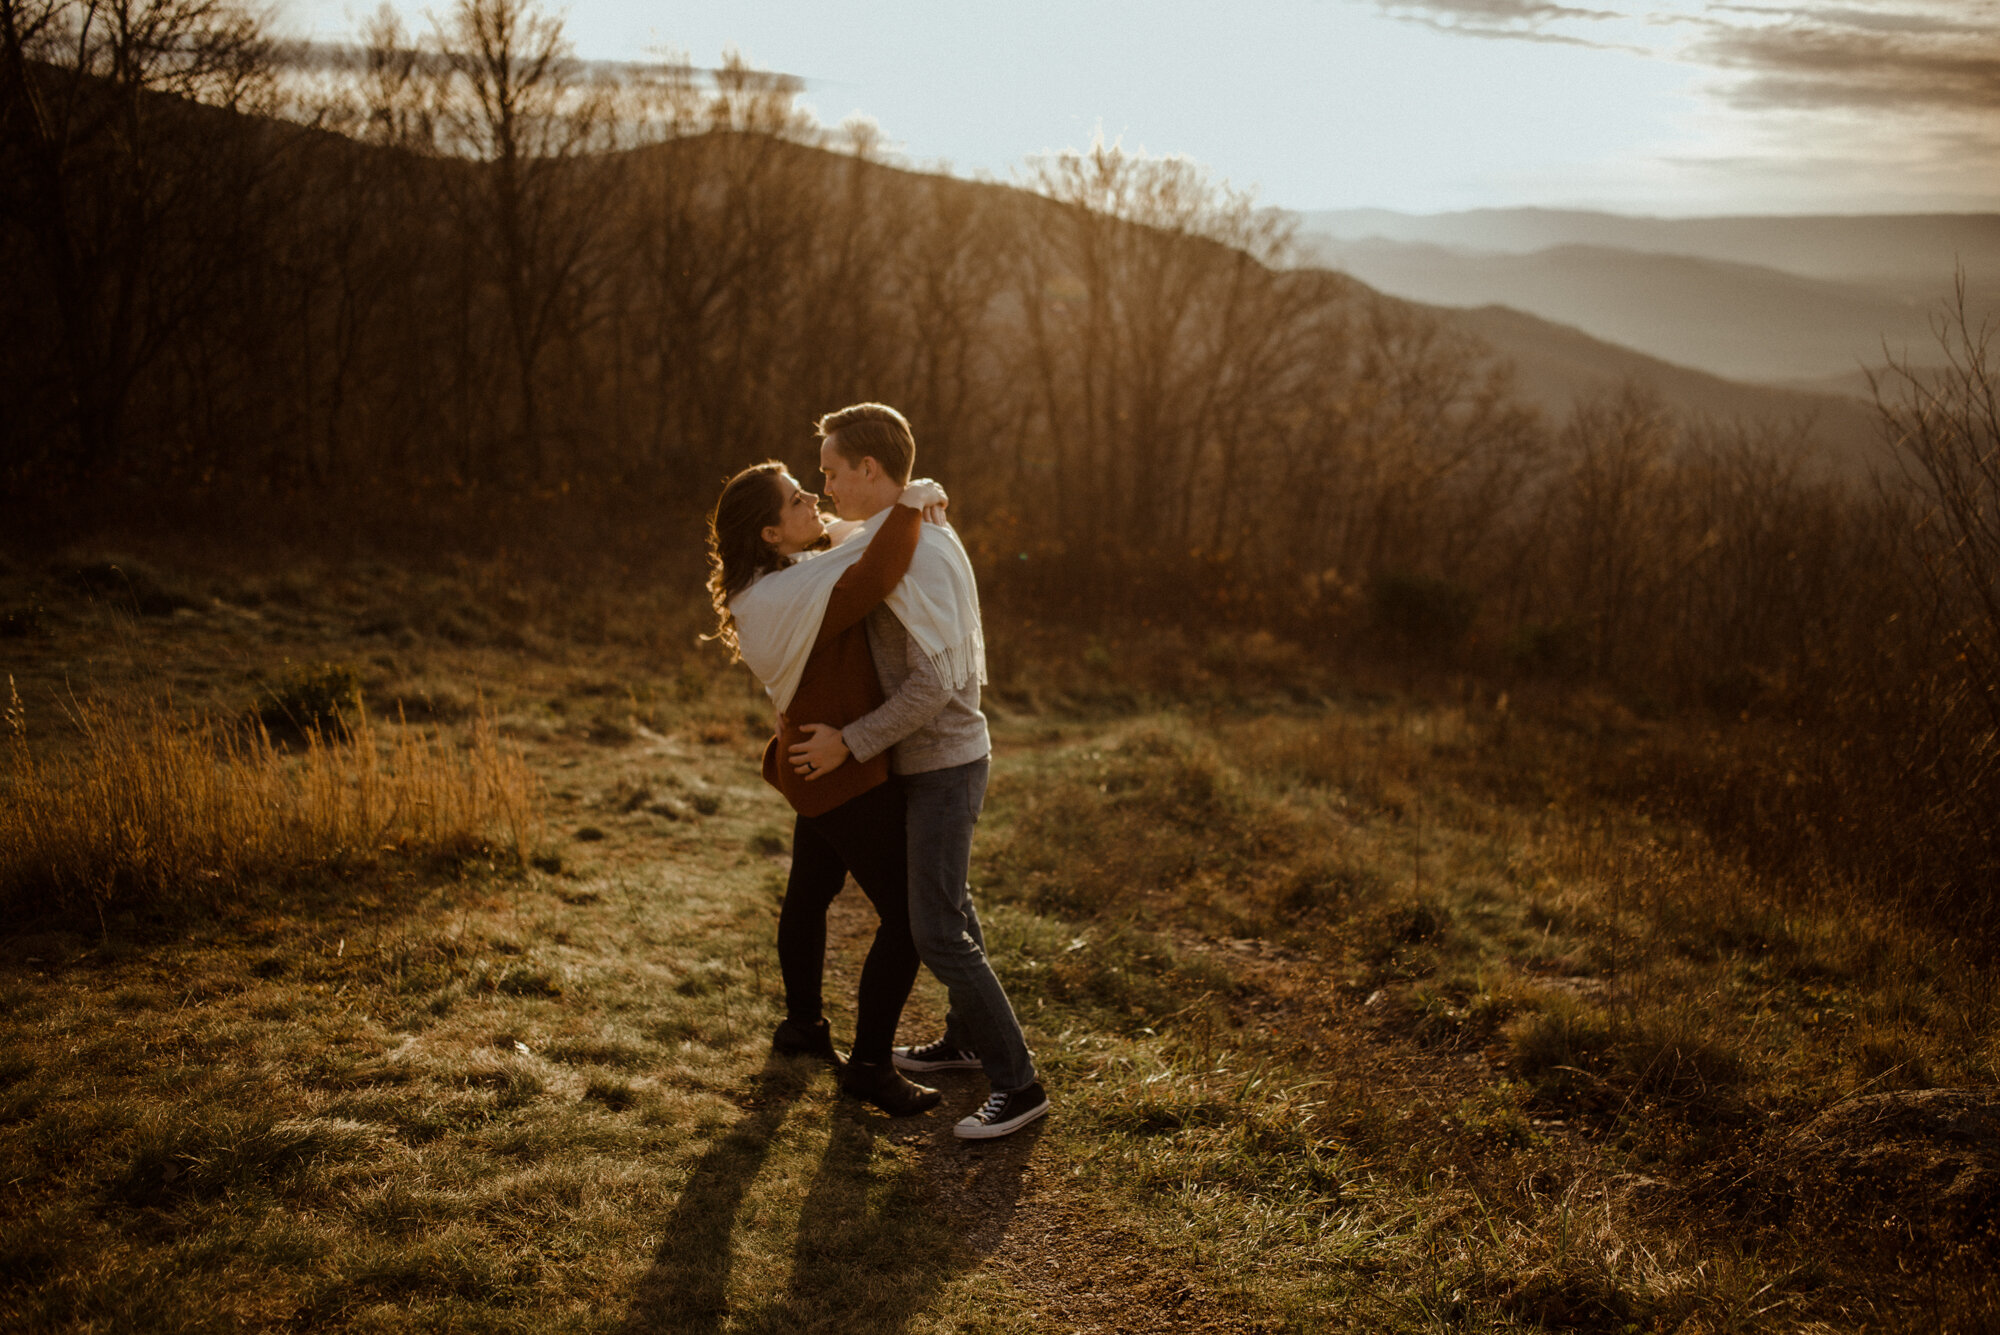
[774, 471, 801, 495]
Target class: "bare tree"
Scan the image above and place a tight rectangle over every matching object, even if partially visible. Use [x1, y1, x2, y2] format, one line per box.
[430, 0, 614, 481]
[624, 51, 818, 473]
[894, 171, 1013, 490]
[1876, 281, 2000, 748]
[0, 0, 274, 474]
[1535, 384, 1698, 679]
[1014, 138, 1310, 588]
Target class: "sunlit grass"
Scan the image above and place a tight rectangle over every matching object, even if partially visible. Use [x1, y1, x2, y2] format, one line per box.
[969, 701, 2000, 1330]
[3, 556, 1998, 1332]
[1, 681, 538, 922]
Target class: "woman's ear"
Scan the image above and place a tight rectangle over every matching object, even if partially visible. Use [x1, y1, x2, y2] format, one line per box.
[761, 523, 784, 551]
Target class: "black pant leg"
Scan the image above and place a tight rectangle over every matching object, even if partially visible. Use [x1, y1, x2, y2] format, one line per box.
[776, 810, 849, 1026]
[801, 781, 920, 1065]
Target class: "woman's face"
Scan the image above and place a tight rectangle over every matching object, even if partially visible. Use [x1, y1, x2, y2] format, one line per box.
[760, 471, 827, 557]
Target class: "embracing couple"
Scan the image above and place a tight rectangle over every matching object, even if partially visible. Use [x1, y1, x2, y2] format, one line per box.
[703, 403, 1049, 1141]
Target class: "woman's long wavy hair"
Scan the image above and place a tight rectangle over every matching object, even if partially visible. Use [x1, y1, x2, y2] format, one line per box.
[704, 461, 790, 659]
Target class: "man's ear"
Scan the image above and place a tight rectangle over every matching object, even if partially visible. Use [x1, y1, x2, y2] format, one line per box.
[858, 456, 882, 482]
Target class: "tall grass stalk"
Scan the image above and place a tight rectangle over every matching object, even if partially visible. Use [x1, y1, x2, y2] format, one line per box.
[1, 681, 537, 921]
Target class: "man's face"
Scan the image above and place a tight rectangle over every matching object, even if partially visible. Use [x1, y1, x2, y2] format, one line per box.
[819, 437, 869, 521]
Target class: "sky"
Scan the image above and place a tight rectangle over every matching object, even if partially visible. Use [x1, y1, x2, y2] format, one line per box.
[274, 0, 2000, 217]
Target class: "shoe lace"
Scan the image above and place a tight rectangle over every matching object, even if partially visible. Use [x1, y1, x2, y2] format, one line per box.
[973, 1089, 1009, 1123]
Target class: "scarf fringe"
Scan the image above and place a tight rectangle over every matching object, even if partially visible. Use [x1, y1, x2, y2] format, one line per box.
[926, 630, 988, 693]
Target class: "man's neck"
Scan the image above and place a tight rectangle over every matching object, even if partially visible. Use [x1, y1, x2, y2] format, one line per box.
[846, 487, 901, 521]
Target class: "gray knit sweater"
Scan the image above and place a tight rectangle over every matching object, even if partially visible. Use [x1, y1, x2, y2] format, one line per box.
[840, 604, 990, 776]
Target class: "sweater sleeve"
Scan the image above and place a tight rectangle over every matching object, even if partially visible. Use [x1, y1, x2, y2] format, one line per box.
[842, 619, 951, 764]
[813, 506, 921, 652]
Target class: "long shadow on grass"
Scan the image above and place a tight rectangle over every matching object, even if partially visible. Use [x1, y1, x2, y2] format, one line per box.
[618, 1056, 813, 1333]
[752, 1098, 1032, 1332]
[621, 1067, 1034, 1333]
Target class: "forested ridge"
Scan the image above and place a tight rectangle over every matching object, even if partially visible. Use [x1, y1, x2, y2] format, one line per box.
[4, 0, 1999, 934]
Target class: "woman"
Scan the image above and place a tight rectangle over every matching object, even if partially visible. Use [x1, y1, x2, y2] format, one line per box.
[704, 459, 947, 1116]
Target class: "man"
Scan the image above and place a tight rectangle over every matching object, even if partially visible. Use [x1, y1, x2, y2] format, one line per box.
[790, 402, 1050, 1141]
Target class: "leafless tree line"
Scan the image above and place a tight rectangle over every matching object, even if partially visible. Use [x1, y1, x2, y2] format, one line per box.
[3, 0, 1996, 915]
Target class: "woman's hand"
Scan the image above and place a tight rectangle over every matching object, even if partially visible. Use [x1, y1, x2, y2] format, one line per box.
[788, 723, 851, 780]
[900, 477, 947, 517]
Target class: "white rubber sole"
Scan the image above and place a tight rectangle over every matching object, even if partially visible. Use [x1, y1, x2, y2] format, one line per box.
[953, 1096, 1050, 1140]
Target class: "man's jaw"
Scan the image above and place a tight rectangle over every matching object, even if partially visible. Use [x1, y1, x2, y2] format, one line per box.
[835, 494, 896, 521]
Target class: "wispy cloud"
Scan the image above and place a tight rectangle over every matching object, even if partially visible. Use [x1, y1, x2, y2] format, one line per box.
[1380, 0, 1624, 20]
[1695, 5, 2000, 112]
[1707, 4, 1998, 39]
[1375, 1, 2000, 115]
[1373, 0, 1634, 48]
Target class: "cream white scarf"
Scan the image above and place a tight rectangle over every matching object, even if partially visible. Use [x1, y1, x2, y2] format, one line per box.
[730, 509, 986, 715]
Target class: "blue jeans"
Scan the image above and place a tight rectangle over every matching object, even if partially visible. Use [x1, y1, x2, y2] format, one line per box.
[903, 757, 1037, 1092]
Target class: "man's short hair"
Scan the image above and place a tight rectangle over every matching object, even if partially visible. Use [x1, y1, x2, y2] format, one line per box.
[816, 403, 915, 485]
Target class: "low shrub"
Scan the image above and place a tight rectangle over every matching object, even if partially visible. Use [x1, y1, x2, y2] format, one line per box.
[1506, 620, 1588, 679]
[256, 661, 363, 734]
[54, 558, 196, 617]
[1369, 571, 1477, 654]
[1507, 994, 1745, 1116]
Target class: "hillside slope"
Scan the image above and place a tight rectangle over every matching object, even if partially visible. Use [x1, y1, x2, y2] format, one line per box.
[1435, 302, 1886, 474]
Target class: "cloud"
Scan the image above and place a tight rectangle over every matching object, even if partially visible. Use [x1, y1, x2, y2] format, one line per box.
[1372, 0, 1653, 52]
[1375, 1, 2000, 115]
[1380, 0, 1623, 20]
[1707, 4, 1998, 39]
[1694, 7, 2000, 113]
[1373, 0, 1630, 43]
[1383, 16, 1638, 48]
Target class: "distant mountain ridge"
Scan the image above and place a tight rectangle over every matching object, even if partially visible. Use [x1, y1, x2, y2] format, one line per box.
[1294, 236, 1939, 383]
[1295, 208, 2000, 288]
[1288, 207, 1996, 394]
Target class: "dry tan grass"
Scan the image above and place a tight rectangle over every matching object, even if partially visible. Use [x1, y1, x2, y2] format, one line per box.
[5, 540, 1998, 1332]
[1, 678, 538, 921]
[968, 698, 2000, 1330]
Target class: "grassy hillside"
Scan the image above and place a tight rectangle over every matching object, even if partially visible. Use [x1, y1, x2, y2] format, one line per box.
[2, 552, 1995, 1333]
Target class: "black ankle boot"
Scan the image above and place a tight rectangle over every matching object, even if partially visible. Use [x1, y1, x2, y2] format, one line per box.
[771, 1017, 844, 1066]
[840, 1059, 941, 1116]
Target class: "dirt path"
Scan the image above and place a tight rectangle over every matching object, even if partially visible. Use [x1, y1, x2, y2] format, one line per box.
[818, 891, 1277, 1333]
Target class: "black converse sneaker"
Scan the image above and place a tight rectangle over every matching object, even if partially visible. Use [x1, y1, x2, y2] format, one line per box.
[892, 1036, 982, 1073]
[953, 1081, 1050, 1140]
